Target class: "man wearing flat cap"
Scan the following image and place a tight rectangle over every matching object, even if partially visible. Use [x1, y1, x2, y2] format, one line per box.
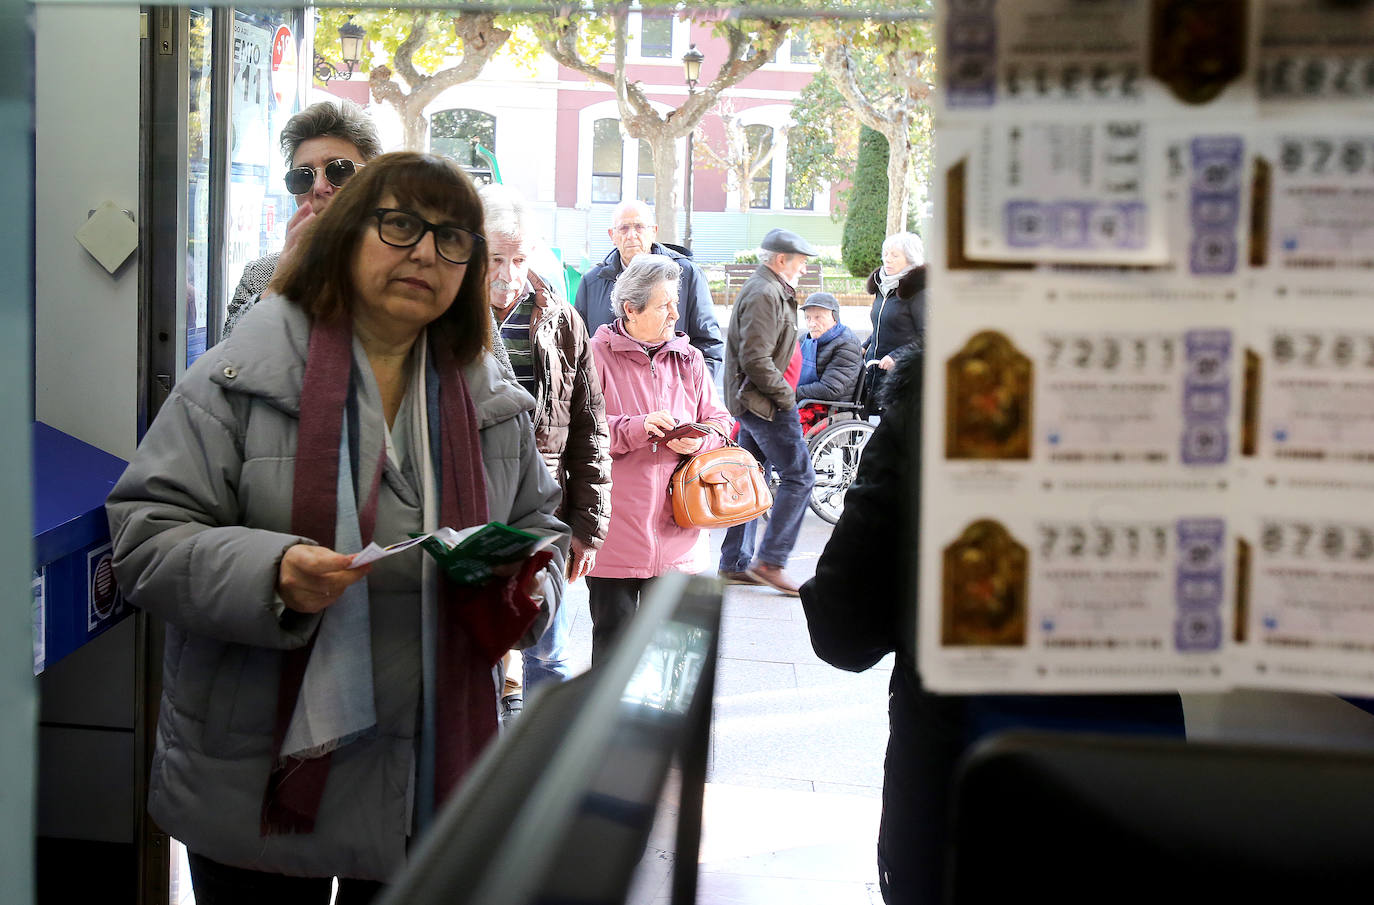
[796, 292, 864, 432]
[719, 228, 819, 595]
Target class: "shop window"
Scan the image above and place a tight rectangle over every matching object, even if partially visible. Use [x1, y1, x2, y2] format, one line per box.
[640, 13, 672, 58]
[592, 118, 624, 203]
[636, 140, 655, 204]
[431, 109, 496, 183]
[785, 155, 814, 210]
[746, 124, 773, 209]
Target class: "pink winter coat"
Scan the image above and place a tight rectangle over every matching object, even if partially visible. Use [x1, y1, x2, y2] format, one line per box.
[588, 323, 734, 579]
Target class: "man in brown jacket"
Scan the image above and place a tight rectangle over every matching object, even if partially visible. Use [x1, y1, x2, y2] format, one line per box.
[481, 183, 612, 717]
[719, 228, 819, 596]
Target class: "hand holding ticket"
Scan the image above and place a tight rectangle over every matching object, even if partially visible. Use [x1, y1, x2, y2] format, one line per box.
[659, 421, 714, 442]
[350, 521, 563, 586]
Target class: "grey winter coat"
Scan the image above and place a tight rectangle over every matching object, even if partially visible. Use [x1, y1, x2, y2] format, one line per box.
[574, 242, 724, 377]
[106, 295, 566, 881]
[724, 265, 799, 420]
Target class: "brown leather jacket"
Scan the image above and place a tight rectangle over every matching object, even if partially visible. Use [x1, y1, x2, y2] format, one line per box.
[525, 272, 612, 549]
[724, 264, 799, 420]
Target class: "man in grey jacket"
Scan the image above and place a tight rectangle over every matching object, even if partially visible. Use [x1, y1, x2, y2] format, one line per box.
[718, 228, 819, 596]
[574, 199, 724, 377]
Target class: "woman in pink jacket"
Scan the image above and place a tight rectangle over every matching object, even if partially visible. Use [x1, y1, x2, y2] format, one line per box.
[587, 254, 733, 663]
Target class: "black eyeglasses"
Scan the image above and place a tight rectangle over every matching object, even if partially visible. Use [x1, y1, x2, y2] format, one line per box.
[284, 158, 363, 195]
[371, 208, 484, 265]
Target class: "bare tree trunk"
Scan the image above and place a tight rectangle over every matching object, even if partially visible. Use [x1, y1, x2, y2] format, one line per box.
[540, 12, 787, 244]
[886, 114, 912, 234]
[648, 133, 680, 240]
[402, 105, 427, 151]
[821, 40, 930, 237]
[368, 11, 510, 154]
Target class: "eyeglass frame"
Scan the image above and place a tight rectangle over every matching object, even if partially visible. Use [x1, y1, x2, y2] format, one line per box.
[284, 158, 364, 195]
[370, 208, 485, 266]
[611, 221, 656, 235]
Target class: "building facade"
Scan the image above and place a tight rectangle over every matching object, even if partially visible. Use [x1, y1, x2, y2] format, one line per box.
[322, 14, 841, 266]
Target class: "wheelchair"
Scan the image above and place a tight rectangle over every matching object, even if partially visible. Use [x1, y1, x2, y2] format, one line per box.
[796, 360, 883, 525]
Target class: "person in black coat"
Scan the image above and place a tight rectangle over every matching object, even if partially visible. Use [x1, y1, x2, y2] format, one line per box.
[798, 350, 1186, 905]
[863, 233, 927, 406]
[796, 292, 863, 430]
[574, 200, 724, 377]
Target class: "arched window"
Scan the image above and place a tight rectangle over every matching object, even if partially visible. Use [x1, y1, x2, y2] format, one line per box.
[592, 118, 624, 203]
[636, 140, 655, 204]
[785, 154, 815, 211]
[744, 124, 774, 209]
[430, 109, 496, 183]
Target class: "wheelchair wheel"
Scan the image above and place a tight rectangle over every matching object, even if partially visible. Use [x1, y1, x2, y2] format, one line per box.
[806, 418, 876, 525]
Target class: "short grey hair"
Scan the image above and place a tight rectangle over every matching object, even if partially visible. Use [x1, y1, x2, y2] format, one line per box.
[758, 248, 789, 267]
[882, 231, 925, 267]
[611, 254, 681, 318]
[279, 101, 383, 166]
[478, 182, 536, 243]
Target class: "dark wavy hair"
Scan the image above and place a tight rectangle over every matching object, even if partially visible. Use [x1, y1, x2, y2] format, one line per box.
[272, 151, 491, 365]
[279, 100, 383, 165]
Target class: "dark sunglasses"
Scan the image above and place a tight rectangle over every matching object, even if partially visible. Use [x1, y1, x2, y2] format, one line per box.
[284, 158, 362, 195]
[371, 208, 484, 265]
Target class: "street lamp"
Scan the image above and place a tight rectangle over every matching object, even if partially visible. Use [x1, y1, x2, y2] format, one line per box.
[682, 44, 704, 252]
[314, 16, 367, 81]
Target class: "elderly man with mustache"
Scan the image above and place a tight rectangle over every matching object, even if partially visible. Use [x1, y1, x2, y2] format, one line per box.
[480, 183, 612, 722]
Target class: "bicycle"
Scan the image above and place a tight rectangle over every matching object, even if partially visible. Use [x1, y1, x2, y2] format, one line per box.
[797, 360, 882, 524]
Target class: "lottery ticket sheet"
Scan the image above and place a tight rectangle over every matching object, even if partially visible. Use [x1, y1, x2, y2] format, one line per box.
[920, 0, 1374, 695]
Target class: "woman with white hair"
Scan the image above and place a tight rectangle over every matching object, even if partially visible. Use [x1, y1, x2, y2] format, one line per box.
[863, 232, 927, 385]
[585, 254, 733, 664]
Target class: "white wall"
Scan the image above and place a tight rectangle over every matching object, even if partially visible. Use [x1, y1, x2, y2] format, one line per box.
[34, 5, 142, 460]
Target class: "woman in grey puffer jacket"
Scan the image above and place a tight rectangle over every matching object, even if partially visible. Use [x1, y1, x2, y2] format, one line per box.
[107, 153, 566, 901]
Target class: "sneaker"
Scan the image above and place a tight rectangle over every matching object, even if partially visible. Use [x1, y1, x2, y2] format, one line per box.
[500, 693, 523, 729]
[746, 562, 801, 597]
[720, 570, 763, 585]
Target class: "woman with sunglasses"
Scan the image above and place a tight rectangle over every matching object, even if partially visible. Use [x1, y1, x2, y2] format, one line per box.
[223, 100, 382, 338]
[107, 152, 567, 902]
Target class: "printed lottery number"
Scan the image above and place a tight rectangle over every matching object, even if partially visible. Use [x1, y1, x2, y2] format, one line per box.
[1279, 138, 1374, 176]
[1271, 331, 1374, 370]
[1045, 334, 1176, 372]
[1260, 56, 1374, 99]
[233, 34, 266, 106]
[1003, 63, 1141, 101]
[1260, 520, 1374, 562]
[1039, 523, 1168, 561]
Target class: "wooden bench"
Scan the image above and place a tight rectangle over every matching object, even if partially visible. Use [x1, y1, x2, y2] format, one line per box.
[723, 261, 823, 305]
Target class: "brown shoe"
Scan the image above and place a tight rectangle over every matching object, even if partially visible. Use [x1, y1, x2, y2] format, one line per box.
[746, 562, 801, 596]
[721, 570, 763, 585]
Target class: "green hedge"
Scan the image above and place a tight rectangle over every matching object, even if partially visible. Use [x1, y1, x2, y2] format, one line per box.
[841, 126, 888, 278]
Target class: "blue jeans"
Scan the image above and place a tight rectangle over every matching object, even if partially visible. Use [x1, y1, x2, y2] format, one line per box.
[523, 580, 573, 694]
[719, 407, 815, 571]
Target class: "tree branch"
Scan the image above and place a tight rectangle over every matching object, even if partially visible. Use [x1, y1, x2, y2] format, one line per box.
[540, 16, 615, 88]
[369, 64, 407, 110]
[406, 15, 512, 110]
[391, 11, 430, 90]
[821, 41, 893, 138]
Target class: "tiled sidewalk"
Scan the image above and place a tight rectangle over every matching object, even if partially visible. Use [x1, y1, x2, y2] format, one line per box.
[559, 518, 893, 904]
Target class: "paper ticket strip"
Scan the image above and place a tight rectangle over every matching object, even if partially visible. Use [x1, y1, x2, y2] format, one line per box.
[920, 0, 1374, 695]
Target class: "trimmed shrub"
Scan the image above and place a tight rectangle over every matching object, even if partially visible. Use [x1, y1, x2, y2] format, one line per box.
[841, 126, 889, 278]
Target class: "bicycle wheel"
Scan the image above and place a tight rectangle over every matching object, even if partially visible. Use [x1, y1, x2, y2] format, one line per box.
[806, 419, 876, 525]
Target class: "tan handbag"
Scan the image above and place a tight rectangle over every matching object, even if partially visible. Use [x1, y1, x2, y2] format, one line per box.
[668, 429, 773, 529]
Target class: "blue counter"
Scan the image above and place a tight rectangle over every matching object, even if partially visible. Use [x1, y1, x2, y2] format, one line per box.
[33, 422, 129, 673]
